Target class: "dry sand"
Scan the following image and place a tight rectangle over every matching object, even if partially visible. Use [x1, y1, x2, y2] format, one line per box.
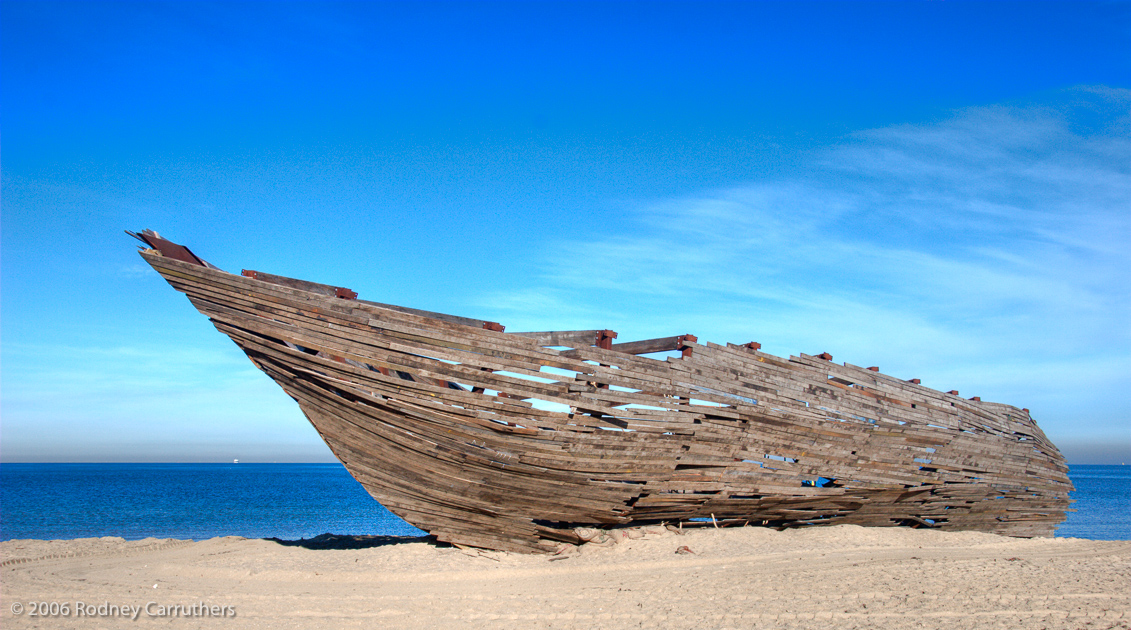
[3, 524, 1128, 629]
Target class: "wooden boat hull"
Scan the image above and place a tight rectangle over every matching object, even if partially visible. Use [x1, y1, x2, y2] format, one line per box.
[133, 232, 1072, 553]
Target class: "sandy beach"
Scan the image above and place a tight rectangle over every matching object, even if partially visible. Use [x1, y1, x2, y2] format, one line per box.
[3, 524, 1128, 629]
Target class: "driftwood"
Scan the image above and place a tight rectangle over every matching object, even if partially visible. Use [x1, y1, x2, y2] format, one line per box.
[129, 230, 1073, 554]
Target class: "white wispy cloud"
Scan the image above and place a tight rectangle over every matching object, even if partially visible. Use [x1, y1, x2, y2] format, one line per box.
[1, 342, 325, 461]
[484, 87, 1130, 446]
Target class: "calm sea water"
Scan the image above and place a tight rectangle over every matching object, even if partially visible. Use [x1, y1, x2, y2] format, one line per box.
[0, 464, 423, 541]
[1054, 465, 1131, 540]
[1, 463, 1127, 541]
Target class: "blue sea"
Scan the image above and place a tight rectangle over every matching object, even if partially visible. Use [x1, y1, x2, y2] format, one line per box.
[0, 464, 423, 541]
[1, 463, 1127, 541]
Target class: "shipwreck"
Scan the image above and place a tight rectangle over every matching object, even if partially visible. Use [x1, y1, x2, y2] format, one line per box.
[130, 229, 1072, 553]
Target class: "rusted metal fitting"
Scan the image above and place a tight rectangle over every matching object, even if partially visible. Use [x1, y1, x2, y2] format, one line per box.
[744, 342, 761, 351]
[969, 396, 982, 402]
[867, 366, 880, 372]
[595, 330, 618, 350]
[483, 321, 506, 332]
[241, 270, 260, 279]
[678, 334, 698, 359]
[816, 352, 833, 361]
[127, 229, 207, 266]
[335, 287, 358, 300]
[947, 390, 959, 396]
[908, 378, 921, 384]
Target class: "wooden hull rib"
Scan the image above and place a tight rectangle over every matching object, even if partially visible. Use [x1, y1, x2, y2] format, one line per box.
[131, 232, 1073, 553]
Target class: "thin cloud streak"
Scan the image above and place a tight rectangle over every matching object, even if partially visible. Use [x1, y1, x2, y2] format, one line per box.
[1, 343, 331, 462]
[485, 89, 1130, 453]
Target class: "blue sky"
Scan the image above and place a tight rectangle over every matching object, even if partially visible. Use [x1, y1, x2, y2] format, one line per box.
[2, 1, 1128, 464]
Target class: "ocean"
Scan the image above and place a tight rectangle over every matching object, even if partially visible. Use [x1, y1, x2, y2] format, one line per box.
[1, 463, 1127, 542]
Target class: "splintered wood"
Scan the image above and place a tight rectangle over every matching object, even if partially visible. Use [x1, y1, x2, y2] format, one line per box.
[138, 249, 1073, 554]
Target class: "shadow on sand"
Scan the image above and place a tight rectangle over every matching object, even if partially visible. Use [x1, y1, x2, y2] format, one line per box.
[266, 533, 436, 551]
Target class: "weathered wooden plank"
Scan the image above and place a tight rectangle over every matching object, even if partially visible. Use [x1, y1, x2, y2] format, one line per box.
[509, 330, 602, 347]
[609, 335, 688, 355]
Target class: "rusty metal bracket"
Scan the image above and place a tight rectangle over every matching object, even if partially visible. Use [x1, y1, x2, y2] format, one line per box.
[908, 378, 921, 385]
[677, 334, 697, 359]
[127, 229, 208, 267]
[335, 287, 358, 300]
[483, 322, 506, 333]
[816, 352, 833, 361]
[595, 330, 618, 350]
[867, 366, 880, 372]
[744, 342, 762, 351]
